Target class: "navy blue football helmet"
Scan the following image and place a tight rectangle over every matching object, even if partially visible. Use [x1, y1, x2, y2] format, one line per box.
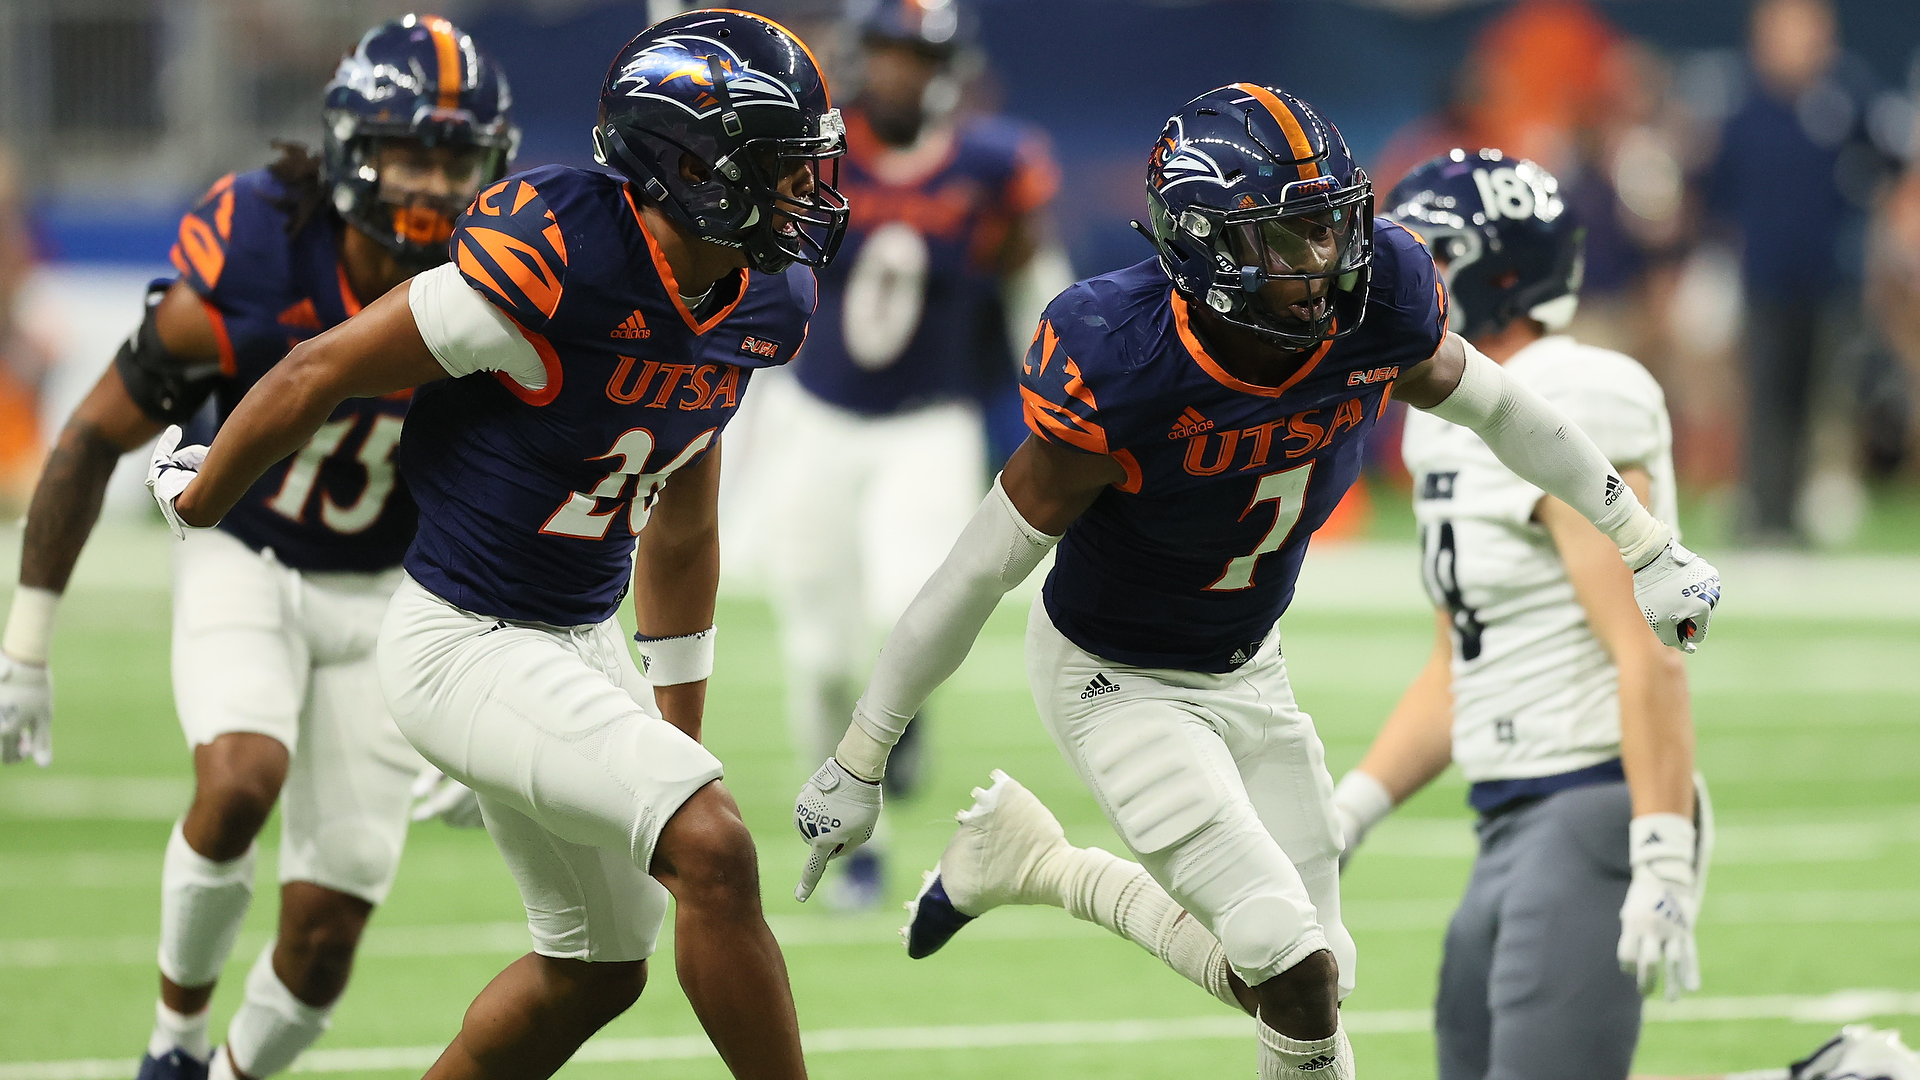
[855, 0, 966, 57]
[1143, 85, 1373, 352]
[594, 9, 850, 275]
[323, 14, 519, 265]
[1385, 148, 1584, 341]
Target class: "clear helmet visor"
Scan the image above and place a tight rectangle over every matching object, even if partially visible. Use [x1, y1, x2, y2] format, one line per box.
[1224, 203, 1359, 279]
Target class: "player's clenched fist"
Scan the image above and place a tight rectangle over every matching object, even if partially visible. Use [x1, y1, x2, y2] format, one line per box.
[793, 757, 882, 902]
[1631, 539, 1721, 653]
[0, 653, 52, 767]
[145, 425, 210, 539]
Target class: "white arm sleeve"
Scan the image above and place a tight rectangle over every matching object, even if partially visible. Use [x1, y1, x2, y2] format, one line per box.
[834, 476, 1061, 781]
[1421, 338, 1668, 568]
[407, 262, 549, 391]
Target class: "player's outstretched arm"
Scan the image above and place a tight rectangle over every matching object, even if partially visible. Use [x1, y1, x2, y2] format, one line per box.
[1538, 476, 1704, 1000]
[1395, 334, 1721, 653]
[1332, 609, 1457, 865]
[1, 282, 218, 766]
[631, 441, 723, 743]
[169, 284, 445, 530]
[792, 435, 1118, 900]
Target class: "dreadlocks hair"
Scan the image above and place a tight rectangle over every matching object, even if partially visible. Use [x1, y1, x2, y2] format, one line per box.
[265, 141, 327, 238]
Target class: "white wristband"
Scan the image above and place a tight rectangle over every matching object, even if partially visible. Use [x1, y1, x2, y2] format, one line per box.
[633, 626, 715, 687]
[3, 586, 59, 666]
[1332, 770, 1394, 842]
[834, 713, 894, 783]
[1629, 812, 1696, 871]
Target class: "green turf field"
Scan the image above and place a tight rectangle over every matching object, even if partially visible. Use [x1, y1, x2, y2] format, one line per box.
[1, 522, 1916, 1079]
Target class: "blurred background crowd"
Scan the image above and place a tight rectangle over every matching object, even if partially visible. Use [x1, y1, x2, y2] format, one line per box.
[0, 0, 1917, 547]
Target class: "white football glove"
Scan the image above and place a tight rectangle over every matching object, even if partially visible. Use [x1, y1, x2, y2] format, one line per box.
[410, 766, 486, 829]
[1631, 539, 1721, 653]
[0, 653, 52, 767]
[1618, 811, 1701, 1000]
[146, 425, 210, 540]
[792, 757, 882, 902]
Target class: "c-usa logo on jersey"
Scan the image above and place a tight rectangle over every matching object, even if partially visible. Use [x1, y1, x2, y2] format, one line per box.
[610, 34, 798, 118]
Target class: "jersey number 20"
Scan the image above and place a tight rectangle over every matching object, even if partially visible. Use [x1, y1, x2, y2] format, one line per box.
[541, 428, 716, 540]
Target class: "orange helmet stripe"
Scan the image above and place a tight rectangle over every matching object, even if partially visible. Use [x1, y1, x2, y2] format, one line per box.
[424, 15, 464, 109]
[1233, 83, 1320, 180]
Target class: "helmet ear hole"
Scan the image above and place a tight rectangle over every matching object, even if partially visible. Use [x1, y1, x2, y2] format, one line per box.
[679, 153, 711, 185]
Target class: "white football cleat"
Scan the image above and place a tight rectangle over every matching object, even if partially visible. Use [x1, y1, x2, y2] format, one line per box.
[1789, 1025, 1920, 1080]
[902, 769, 1070, 959]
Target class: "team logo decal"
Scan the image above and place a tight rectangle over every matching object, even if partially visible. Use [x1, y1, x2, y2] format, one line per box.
[610, 34, 798, 118]
[1148, 117, 1241, 192]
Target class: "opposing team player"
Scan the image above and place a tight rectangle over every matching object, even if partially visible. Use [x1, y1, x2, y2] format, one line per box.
[1328, 148, 1706, 1079]
[764, 0, 1069, 906]
[791, 87, 1721, 1080]
[1338, 152, 1920, 1080]
[0, 17, 513, 1080]
[146, 11, 846, 1078]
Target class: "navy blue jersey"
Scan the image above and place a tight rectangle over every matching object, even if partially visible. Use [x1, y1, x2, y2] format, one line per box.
[1026, 221, 1447, 671]
[794, 109, 1057, 416]
[173, 170, 415, 572]
[401, 165, 814, 626]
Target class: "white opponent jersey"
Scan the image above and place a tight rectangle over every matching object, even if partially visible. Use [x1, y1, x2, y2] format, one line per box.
[1401, 335, 1678, 783]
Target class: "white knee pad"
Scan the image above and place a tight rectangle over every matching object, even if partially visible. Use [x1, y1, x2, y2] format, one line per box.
[225, 944, 331, 1078]
[158, 823, 258, 988]
[1217, 894, 1331, 989]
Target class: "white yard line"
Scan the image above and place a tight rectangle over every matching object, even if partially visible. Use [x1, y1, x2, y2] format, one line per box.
[3, 991, 1917, 1080]
[7, 888, 1919, 970]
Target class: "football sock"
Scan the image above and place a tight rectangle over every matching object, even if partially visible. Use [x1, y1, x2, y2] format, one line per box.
[223, 944, 333, 1079]
[157, 821, 257, 988]
[1054, 845, 1240, 1011]
[1257, 1020, 1352, 1079]
[145, 1000, 211, 1061]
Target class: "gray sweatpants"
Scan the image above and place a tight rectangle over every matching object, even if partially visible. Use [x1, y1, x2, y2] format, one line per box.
[1436, 781, 1642, 1080]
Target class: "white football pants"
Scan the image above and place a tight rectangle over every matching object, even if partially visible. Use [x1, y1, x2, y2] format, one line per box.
[761, 380, 985, 761]
[170, 527, 420, 904]
[377, 576, 724, 962]
[1026, 596, 1356, 994]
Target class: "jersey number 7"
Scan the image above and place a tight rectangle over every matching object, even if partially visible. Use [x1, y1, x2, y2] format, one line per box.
[1207, 461, 1315, 592]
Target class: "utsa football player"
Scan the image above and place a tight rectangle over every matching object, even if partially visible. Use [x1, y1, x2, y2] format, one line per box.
[146, 11, 846, 1079]
[792, 87, 1722, 1080]
[0, 16, 514, 1080]
[762, 0, 1071, 908]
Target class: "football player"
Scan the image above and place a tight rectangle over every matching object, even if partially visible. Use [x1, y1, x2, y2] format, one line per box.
[1333, 148, 1705, 1079]
[144, 11, 845, 1079]
[792, 88, 1721, 1080]
[0, 17, 513, 1080]
[763, 0, 1070, 907]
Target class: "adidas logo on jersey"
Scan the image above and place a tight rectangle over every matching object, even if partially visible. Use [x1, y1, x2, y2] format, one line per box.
[611, 310, 651, 339]
[1080, 673, 1119, 699]
[1167, 407, 1213, 440]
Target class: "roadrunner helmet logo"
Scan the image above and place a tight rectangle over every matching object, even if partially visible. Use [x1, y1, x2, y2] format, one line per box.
[1148, 117, 1241, 193]
[610, 34, 799, 119]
